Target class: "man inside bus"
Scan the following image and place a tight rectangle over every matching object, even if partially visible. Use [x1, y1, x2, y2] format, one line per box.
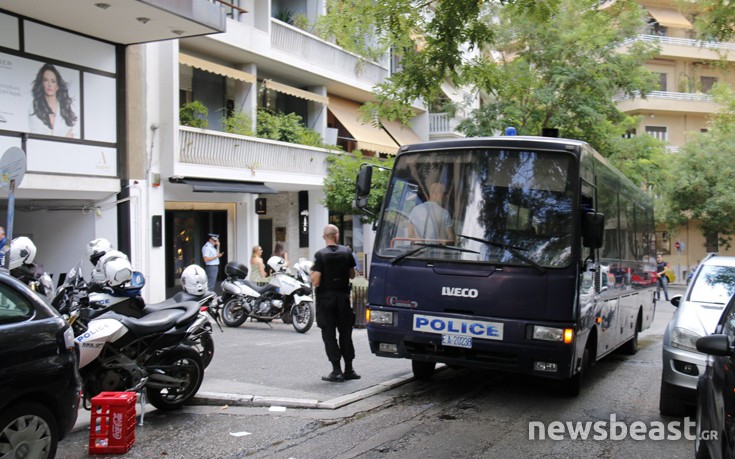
[407, 182, 454, 241]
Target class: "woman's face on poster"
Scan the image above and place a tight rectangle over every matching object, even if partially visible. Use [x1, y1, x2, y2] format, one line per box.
[42, 69, 58, 97]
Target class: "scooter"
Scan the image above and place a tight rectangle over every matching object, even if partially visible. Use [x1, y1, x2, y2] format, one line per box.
[217, 258, 315, 333]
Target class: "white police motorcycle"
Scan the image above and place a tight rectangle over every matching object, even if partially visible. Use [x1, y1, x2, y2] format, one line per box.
[217, 257, 315, 333]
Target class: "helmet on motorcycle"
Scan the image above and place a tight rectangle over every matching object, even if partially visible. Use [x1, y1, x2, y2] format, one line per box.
[181, 264, 208, 295]
[100, 251, 133, 287]
[87, 238, 112, 265]
[267, 256, 287, 273]
[7, 237, 37, 270]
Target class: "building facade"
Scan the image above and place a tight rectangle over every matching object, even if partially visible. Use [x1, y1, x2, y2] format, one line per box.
[616, 0, 735, 279]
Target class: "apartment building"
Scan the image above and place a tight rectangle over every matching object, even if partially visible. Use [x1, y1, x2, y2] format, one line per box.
[615, 0, 735, 278]
[1, 0, 478, 300]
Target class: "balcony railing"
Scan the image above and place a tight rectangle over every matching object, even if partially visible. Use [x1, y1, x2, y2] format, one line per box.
[179, 126, 332, 174]
[613, 91, 713, 102]
[429, 113, 465, 137]
[623, 34, 735, 51]
[270, 19, 389, 86]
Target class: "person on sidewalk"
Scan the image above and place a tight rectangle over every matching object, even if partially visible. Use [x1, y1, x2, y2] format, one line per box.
[655, 253, 671, 301]
[311, 224, 359, 383]
[202, 233, 223, 293]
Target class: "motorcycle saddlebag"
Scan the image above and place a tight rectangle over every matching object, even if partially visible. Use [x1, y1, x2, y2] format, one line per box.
[225, 261, 249, 279]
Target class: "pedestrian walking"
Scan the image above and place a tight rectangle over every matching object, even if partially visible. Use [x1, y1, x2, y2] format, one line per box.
[202, 233, 222, 293]
[656, 253, 672, 301]
[311, 224, 359, 382]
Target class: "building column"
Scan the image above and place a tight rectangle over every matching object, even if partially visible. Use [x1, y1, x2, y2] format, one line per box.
[308, 189, 329, 259]
[308, 85, 328, 142]
[235, 63, 258, 133]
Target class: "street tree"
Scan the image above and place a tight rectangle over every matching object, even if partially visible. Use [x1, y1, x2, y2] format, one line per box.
[665, 84, 735, 250]
[319, 0, 664, 184]
[323, 152, 395, 224]
[690, 0, 735, 42]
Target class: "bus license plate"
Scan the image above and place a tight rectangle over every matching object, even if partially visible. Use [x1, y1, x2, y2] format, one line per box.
[442, 334, 472, 349]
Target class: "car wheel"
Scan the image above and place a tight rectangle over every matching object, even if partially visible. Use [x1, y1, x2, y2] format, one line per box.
[659, 380, 688, 417]
[0, 401, 58, 459]
[621, 315, 640, 355]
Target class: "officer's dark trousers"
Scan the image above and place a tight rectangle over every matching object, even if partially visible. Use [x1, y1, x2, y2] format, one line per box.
[316, 293, 356, 364]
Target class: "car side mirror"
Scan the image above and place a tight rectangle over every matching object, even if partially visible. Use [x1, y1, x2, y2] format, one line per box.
[670, 295, 681, 307]
[582, 211, 604, 249]
[696, 334, 732, 356]
[354, 164, 373, 210]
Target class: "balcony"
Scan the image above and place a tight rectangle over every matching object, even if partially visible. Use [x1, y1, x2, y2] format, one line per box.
[178, 126, 332, 181]
[429, 113, 465, 139]
[621, 35, 735, 61]
[270, 19, 389, 88]
[614, 91, 717, 115]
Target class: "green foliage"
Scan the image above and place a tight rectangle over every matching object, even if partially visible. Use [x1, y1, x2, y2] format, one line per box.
[222, 111, 253, 136]
[179, 101, 208, 128]
[664, 84, 735, 249]
[256, 109, 334, 148]
[458, 0, 659, 153]
[323, 152, 394, 222]
[691, 0, 735, 42]
[275, 9, 294, 24]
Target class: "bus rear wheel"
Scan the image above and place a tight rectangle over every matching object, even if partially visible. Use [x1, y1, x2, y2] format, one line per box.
[412, 360, 436, 380]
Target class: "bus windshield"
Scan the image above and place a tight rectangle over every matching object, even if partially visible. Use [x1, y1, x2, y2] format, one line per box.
[375, 148, 576, 268]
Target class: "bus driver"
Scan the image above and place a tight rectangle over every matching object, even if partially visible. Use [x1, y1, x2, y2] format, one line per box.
[407, 182, 454, 241]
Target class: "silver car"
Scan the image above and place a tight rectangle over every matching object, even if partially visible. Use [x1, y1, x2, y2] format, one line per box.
[660, 254, 735, 417]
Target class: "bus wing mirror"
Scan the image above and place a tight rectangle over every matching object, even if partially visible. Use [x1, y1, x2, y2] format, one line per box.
[354, 164, 373, 211]
[582, 212, 604, 249]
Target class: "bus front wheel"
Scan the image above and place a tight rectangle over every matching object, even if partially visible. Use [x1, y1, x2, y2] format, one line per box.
[412, 360, 436, 380]
[563, 347, 589, 397]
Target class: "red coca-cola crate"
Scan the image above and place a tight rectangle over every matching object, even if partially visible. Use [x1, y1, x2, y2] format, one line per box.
[88, 392, 137, 455]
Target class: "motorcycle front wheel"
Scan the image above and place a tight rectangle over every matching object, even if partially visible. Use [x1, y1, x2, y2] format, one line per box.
[145, 346, 204, 411]
[291, 301, 315, 333]
[222, 297, 249, 327]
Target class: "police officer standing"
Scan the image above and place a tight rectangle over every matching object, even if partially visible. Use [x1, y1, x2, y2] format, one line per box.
[311, 224, 359, 382]
[202, 233, 222, 293]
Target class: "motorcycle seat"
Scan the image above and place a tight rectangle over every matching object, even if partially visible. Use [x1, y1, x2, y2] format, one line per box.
[101, 309, 187, 336]
[172, 290, 216, 304]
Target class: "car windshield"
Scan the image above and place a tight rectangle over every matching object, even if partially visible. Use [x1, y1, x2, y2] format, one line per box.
[375, 148, 576, 268]
[689, 264, 735, 304]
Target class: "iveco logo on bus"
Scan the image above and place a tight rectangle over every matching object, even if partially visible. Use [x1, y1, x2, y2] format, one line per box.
[442, 287, 479, 298]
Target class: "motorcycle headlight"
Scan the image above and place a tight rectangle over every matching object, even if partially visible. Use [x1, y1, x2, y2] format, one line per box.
[671, 327, 702, 353]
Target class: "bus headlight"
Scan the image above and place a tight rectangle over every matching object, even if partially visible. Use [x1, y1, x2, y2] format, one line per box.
[533, 325, 574, 344]
[369, 310, 394, 325]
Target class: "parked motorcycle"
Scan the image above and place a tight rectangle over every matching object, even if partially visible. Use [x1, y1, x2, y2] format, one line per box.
[52, 260, 217, 368]
[217, 257, 315, 333]
[71, 298, 205, 410]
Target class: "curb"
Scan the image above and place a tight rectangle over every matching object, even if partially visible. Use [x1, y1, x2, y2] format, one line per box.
[190, 372, 416, 410]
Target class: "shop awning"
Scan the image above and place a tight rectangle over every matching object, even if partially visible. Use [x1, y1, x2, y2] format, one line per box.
[328, 96, 399, 155]
[646, 7, 692, 29]
[179, 53, 257, 84]
[170, 177, 276, 194]
[263, 80, 329, 104]
[382, 119, 422, 147]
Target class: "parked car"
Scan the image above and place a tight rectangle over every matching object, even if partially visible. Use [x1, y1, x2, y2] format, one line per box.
[695, 293, 735, 459]
[0, 271, 81, 458]
[660, 254, 735, 417]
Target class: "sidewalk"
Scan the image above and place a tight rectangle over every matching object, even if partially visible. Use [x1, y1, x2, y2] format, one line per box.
[193, 326, 418, 410]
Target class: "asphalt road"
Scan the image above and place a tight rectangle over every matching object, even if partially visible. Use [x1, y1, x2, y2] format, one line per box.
[56, 284, 691, 458]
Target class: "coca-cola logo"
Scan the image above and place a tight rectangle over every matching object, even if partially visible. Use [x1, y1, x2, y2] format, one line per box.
[112, 412, 123, 440]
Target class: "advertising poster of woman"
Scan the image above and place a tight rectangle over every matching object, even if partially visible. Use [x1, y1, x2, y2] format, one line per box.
[0, 52, 80, 138]
[29, 62, 79, 138]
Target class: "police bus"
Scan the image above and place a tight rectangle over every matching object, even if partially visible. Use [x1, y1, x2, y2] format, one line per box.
[355, 134, 656, 395]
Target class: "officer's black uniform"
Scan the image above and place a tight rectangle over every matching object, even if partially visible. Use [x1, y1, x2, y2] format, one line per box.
[312, 243, 358, 382]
